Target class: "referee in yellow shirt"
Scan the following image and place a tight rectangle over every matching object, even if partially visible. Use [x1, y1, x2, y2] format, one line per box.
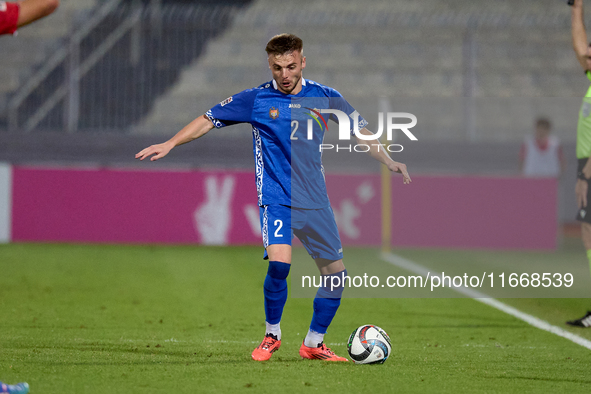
[569, 0, 591, 327]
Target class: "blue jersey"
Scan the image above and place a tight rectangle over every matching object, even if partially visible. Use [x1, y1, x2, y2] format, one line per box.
[206, 78, 368, 209]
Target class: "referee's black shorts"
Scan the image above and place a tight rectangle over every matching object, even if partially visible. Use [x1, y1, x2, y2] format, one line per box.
[576, 158, 591, 224]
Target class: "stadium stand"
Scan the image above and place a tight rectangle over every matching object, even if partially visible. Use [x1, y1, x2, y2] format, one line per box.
[131, 0, 582, 144]
[0, 0, 583, 141]
[0, 0, 98, 122]
[1, 0, 252, 132]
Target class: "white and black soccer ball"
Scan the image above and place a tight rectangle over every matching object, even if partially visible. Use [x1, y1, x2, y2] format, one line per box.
[347, 325, 392, 364]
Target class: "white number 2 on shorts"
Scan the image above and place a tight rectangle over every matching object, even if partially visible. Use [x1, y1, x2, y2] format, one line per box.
[274, 220, 283, 237]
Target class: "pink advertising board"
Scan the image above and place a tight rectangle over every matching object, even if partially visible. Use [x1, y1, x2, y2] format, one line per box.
[11, 167, 261, 245]
[389, 175, 557, 250]
[10, 166, 557, 249]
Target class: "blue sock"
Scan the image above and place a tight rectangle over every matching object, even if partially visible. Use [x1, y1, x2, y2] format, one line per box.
[264, 260, 291, 325]
[310, 269, 347, 334]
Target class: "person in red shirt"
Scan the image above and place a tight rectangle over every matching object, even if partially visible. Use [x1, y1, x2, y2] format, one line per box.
[0, 0, 59, 36]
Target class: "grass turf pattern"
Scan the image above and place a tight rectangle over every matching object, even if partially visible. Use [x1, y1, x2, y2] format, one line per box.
[0, 243, 590, 393]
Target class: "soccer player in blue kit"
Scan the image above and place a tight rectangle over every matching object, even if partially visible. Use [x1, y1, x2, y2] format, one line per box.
[136, 34, 411, 361]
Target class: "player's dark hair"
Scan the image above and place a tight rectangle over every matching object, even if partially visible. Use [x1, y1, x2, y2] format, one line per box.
[265, 34, 303, 56]
[536, 117, 551, 130]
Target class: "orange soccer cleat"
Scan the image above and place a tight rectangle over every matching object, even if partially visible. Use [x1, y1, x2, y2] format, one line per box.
[251, 334, 281, 361]
[299, 341, 348, 362]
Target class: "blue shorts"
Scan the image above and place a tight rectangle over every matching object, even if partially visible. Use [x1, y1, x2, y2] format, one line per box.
[260, 204, 343, 261]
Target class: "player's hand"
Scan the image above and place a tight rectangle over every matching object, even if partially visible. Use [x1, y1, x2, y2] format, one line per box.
[388, 161, 411, 184]
[576, 179, 588, 208]
[135, 142, 174, 161]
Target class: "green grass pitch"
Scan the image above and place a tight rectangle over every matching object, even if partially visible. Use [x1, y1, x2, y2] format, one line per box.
[1, 243, 591, 393]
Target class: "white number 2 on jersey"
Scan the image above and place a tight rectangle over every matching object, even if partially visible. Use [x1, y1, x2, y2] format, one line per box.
[290, 120, 299, 140]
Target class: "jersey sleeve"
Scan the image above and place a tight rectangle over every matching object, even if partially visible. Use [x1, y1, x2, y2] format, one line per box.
[327, 88, 369, 135]
[205, 88, 257, 129]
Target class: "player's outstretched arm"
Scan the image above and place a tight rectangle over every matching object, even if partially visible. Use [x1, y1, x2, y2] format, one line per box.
[572, 0, 589, 70]
[17, 0, 60, 28]
[355, 128, 411, 184]
[135, 114, 215, 161]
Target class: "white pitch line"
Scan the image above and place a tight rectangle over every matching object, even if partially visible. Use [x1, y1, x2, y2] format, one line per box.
[380, 252, 591, 351]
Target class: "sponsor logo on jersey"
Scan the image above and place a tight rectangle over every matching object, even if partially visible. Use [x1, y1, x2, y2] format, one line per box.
[220, 96, 233, 107]
[269, 107, 279, 119]
[289, 103, 301, 108]
[0, 2, 6, 11]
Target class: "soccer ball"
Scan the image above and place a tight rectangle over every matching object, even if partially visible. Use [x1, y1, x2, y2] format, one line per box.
[347, 325, 392, 364]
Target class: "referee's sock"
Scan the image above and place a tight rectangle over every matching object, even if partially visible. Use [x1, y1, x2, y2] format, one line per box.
[263, 260, 291, 340]
[305, 269, 347, 347]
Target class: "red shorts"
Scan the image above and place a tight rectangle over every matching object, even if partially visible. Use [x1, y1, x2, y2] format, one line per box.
[0, 1, 19, 35]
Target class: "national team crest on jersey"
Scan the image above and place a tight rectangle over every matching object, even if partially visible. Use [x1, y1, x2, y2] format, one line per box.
[269, 107, 279, 120]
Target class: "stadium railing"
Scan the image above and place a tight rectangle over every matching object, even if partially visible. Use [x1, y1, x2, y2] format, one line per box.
[5, 0, 251, 133]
